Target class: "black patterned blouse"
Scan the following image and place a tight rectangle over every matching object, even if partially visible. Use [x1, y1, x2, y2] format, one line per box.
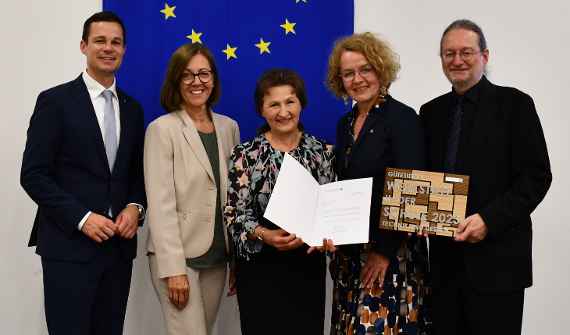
[224, 132, 335, 261]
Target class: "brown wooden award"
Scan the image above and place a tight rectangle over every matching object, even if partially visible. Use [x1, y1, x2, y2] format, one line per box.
[380, 168, 469, 237]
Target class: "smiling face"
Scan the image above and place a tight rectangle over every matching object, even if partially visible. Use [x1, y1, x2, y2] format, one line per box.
[179, 53, 214, 111]
[261, 85, 302, 136]
[339, 50, 381, 105]
[441, 28, 489, 94]
[80, 21, 125, 85]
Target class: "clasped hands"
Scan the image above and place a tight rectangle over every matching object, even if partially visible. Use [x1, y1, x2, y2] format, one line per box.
[81, 205, 140, 242]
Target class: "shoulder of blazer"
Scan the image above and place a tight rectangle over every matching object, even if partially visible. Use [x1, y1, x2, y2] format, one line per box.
[147, 111, 180, 131]
[382, 95, 417, 120]
[212, 112, 238, 129]
[335, 110, 352, 136]
[421, 91, 453, 113]
[38, 74, 85, 102]
[481, 77, 531, 106]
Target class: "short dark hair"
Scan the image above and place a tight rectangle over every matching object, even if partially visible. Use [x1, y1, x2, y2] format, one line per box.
[160, 43, 221, 113]
[440, 19, 487, 53]
[254, 68, 307, 116]
[82, 11, 127, 45]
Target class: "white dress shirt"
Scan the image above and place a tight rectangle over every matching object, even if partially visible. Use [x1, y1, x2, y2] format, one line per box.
[77, 70, 121, 230]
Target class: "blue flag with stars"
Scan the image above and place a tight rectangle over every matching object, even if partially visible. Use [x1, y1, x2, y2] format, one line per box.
[103, 0, 354, 143]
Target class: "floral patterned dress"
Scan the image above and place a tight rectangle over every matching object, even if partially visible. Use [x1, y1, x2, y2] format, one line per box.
[225, 132, 335, 335]
[331, 99, 432, 335]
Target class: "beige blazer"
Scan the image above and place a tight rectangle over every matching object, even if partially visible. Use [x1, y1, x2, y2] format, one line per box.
[144, 110, 240, 278]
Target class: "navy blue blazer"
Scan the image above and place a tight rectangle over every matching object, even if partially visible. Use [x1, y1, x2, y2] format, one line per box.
[335, 95, 425, 258]
[21, 74, 146, 262]
[420, 76, 552, 292]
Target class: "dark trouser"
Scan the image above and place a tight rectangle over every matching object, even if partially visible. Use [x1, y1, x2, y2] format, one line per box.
[41, 245, 133, 335]
[432, 268, 524, 335]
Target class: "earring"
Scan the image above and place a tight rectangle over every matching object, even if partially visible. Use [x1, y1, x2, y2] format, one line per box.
[379, 86, 388, 100]
[343, 95, 349, 106]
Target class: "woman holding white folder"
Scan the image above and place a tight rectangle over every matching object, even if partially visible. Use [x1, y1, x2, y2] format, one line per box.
[224, 69, 335, 335]
[326, 33, 431, 334]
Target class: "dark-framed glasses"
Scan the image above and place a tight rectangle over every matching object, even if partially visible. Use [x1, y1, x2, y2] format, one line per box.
[340, 64, 375, 82]
[181, 69, 213, 84]
[442, 49, 481, 62]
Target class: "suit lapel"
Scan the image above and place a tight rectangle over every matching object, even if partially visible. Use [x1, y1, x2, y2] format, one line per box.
[436, 94, 455, 170]
[70, 75, 110, 172]
[212, 113, 231, 251]
[178, 111, 215, 182]
[113, 90, 130, 175]
[351, 101, 384, 154]
[212, 114, 228, 206]
[461, 77, 497, 172]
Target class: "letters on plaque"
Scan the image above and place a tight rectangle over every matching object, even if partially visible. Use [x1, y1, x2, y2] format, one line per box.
[380, 168, 470, 237]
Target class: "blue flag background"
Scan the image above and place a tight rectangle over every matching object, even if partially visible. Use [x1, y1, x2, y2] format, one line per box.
[103, 0, 353, 143]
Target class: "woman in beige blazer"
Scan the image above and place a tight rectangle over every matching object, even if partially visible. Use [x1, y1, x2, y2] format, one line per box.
[144, 43, 240, 335]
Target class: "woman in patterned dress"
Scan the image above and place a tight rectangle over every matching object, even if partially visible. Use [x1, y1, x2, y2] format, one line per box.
[224, 69, 335, 335]
[326, 33, 432, 335]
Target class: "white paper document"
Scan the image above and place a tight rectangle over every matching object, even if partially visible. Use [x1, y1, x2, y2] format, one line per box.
[263, 153, 372, 246]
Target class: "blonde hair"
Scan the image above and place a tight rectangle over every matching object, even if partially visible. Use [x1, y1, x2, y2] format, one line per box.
[327, 32, 400, 101]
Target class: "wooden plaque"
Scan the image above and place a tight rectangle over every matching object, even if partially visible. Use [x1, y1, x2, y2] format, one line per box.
[380, 168, 470, 237]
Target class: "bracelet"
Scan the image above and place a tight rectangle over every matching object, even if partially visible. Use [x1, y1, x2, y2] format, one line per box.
[256, 227, 266, 241]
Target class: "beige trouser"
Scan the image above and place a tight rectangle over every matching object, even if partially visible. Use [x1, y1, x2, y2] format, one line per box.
[149, 255, 227, 335]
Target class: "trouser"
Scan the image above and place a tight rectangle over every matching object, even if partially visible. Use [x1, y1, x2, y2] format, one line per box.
[432, 268, 524, 335]
[149, 255, 226, 335]
[42, 247, 132, 335]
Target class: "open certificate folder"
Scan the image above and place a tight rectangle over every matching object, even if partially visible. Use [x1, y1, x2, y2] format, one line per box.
[263, 153, 372, 247]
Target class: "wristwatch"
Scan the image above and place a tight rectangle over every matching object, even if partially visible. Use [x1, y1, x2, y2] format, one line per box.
[128, 203, 146, 221]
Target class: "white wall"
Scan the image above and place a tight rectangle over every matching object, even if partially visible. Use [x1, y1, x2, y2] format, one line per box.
[357, 1, 570, 334]
[1, 1, 567, 334]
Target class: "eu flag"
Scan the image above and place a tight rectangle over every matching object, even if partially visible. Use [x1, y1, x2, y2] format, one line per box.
[103, 0, 354, 143]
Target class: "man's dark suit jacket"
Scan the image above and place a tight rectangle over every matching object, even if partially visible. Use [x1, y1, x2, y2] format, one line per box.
[420, 76, 551, 292]
[21, 74, 146, 262]
[335, 95, 425, 258]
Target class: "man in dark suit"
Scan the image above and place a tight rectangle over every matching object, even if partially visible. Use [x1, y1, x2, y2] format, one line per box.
[20, 11, 146, 335]
[420, 19, 552, 335]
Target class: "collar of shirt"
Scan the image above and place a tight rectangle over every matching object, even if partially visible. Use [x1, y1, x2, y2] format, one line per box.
[452, 76, 483, 106]
[82, 69, 118, 100]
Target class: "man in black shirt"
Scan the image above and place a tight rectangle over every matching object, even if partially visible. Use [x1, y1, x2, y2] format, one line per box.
[420, 19, 552, 335]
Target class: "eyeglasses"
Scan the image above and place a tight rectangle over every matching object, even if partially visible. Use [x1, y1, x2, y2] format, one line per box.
[181, 69, 213, 84]
[339, 64, 375, 82]
[441, 49, 481, 62]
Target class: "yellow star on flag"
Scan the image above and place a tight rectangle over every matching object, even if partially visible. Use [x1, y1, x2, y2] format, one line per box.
[280, 19, 296, 35]
[222, 44, 238, 60]
[186, 29, 203, 44]
[255, 38, 271, 54]
[160, 3, 176, 20]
